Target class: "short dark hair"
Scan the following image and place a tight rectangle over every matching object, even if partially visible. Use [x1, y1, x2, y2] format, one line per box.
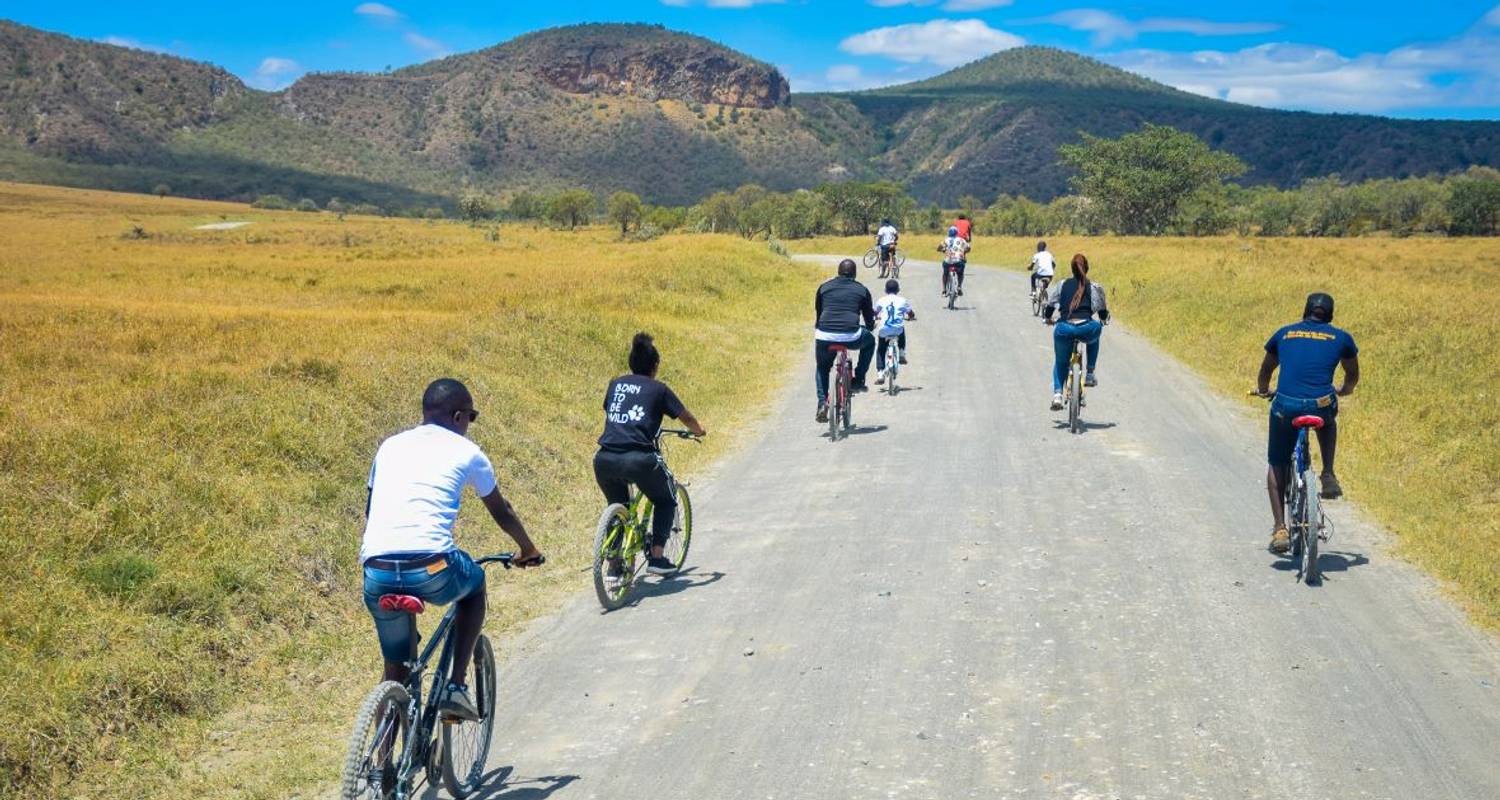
[1304, 292, 1335, 322]
[885, 279, 900, 294]
[837, 258, 857, 277]
[629, 332, 660, 376]
[422, 378, 472, 416]
[1037, 240, 1047, 251]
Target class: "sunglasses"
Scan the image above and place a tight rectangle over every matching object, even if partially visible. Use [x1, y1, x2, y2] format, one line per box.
[454, 408, 479, 423]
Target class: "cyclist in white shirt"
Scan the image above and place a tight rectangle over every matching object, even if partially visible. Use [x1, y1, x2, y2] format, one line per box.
[361, 378, 543, 720]
[874, 218, 899, 274]
[873, 279, 915, 385]
[1029, 240, 1056, 296]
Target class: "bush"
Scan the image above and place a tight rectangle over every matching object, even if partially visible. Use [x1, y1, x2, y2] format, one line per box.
[627, 222, 664, 242]
[295, 198, 319, 212]
[251, 194, 291, 210]
[152, 184, 170, 198]
[349, 203, 385, 217]
[459, 193, 496, 225]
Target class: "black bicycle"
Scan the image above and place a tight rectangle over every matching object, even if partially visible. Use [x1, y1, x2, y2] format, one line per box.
[340, 553, 537, 800]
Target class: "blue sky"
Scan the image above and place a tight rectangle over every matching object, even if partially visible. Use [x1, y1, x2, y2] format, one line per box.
[3, 1, 1498, 119]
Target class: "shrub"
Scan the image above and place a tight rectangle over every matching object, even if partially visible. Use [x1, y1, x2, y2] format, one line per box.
[152, 184, 170, 199]
[251, 194, 291, 210]
[295, 198, 319, 212]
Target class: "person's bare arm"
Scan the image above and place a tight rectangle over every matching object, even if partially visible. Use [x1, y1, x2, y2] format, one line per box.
[480, 489, 542, 564]
[677, 407, 707, 437]
[1337, 355, 1360, 396]
[1256, 351, 1279, 396]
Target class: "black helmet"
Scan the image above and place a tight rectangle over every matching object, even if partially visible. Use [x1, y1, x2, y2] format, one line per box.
[882, 218, 892, 226]
[885, 279, 900, 294]
[1304, 292, 1335, 322]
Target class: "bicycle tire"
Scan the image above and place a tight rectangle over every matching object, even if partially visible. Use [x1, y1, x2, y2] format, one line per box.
[862, 248, 879, 269]
[441, 635, 496, 798]
[893, 250, 906, 268]
[592, 503, 635, 610]
[341, 681, 411, 800]
[1289, 478, 1305, 558]
[947, 280, 957, 310]
[887, 344, 899, 396]
[663, 483, 693, 570]
[840, 362, 853, 434]
[1068, 359, 1083, 434]
[1303, 471, 1322, 584]
[1031, 291, 1042, 317]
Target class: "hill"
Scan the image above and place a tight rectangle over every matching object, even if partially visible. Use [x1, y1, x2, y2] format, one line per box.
[0, 20, 1497, 206]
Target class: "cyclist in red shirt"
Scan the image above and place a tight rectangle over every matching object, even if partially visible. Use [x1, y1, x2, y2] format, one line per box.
[952, 214, 972, 242]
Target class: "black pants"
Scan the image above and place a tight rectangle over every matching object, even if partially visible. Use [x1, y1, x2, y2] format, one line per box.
[876, 332, 907, 371]
[814, 331, 875, 407]
[594, 448, 676, 547]
[942, 261, 966, 292]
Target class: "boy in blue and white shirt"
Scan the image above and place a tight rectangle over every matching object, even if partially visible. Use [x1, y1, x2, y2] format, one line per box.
[873, 279, 916, 385]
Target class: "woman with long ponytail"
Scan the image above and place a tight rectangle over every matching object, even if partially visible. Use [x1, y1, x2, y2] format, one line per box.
[593, 333, 706, 578]
[1042, 253, 1110, 410]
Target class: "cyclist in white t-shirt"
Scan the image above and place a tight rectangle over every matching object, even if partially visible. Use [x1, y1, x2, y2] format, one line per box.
[873, 279, 915, 385]
[361, 378, 543, 721]
[874, 218, 899, 273]
[1029, 240, 1056, 296]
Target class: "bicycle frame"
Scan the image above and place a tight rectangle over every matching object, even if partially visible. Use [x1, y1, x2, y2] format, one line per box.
[830, 347, 852, 439]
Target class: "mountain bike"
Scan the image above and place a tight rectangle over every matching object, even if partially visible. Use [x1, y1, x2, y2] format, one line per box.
[863, 246, 905, 277]
[341, 553, 534, 800]
[879, 334, 902, 395]
[1030, 276, 1050, 317]
[943, 263, 961, 310]
[827, 344, 854, 441]
[1062, 337, 1086, 434]
[1254, 393, 1333, 584]
[591, 429, 699, 610]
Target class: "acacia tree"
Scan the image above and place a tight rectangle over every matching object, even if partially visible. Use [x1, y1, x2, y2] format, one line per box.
[458, 193, 496, 225]
[547, 189, 596, 230]
[1059, 124, 1246, 235]
[607, 191, 644, 236]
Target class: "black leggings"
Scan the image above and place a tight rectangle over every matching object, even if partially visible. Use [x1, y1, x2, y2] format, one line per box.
[942, 261, 966, 291]
[594, 448, 676, 547]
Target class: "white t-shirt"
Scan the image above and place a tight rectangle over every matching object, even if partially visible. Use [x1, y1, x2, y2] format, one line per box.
[875, 294, 912, 336]
[876, 225, 898, 246]
[1031, 251, 1056, 277]
[361, 424, 498, 562]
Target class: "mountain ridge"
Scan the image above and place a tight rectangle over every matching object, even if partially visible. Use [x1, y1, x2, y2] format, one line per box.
[1, 19, 1496, 207]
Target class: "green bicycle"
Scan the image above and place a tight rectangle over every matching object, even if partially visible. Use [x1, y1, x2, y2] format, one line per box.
[591, 429, 699, 610]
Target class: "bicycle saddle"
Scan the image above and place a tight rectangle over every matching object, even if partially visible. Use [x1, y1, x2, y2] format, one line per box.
[378, 594, 426, 614]
[827, 344, 849, 352]
[1291, 415, 1326, 430]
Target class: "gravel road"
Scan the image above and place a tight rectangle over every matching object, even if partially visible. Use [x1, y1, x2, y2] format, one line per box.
[472, 257, 1500, 800]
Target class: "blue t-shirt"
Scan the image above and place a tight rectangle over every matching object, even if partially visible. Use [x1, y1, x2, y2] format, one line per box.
[1265, 320, 1358, 399]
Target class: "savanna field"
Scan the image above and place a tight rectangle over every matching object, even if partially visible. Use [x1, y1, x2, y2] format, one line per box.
[1, 184, 1498, 800]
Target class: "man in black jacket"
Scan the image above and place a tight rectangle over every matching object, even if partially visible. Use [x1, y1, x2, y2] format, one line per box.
[814, 259, 876, 422]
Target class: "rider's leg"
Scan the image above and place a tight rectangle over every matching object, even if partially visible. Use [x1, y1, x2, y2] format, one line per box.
[449, 585, 486, 685]
[1266, 404, 1297, 545]
[593, 450, 632, 507]
[1266, 464, 1289, 530]
[365, 566, 418, 683]
[635, 454, 678, 559]
[814, 340, 835, 408]
[898, 331, 907, 363]
[853, 329, 876, 386]
[1030, 272, 1038, 293]
[875, 335, 889, 372]
[1051, 325, 1075, 393]
[1081, 319, 1103, 375]
[1314, 415, 1338, 475]
[957, 261, 966, 290]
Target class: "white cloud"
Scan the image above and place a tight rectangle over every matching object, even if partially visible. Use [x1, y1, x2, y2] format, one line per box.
[1485, 4, 1500, 26]
[841, 19, 1025, 67]
[99, 36, 171, 54]
[1035, 9, 1280, 47]
[248, 57, 302, 91]
[403, 32, 450, 57]
[354, 3, 402, 19]
[871, 0, 1013, 9]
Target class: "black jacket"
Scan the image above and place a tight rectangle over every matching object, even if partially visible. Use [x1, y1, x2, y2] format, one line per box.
[815, 276, 875, 334]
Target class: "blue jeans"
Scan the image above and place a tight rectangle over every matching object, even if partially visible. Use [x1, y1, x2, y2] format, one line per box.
[815, 330, 875, 407]
[363, 549, 486, 663]
[1052, 319, 1102, 392]
[1267, 393, 1338, 467]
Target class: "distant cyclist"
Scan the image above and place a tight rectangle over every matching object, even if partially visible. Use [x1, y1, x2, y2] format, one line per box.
[595, 333, 707, 578]
[1042, 254, 1109, 410]
[937, 226, 970, 296]
[1029, 240, 1055, 296]
[874, 218, 899, 275]
[1254, 292, 1360, 554]
[873, 278, 915, 386]
[814, 258, 876, 422]
[952, 214, 973, 243]
[361, 379, 543, 721]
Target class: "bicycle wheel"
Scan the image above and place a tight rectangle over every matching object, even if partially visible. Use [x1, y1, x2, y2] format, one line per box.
[862, 248, 879, 269]
[441, 635, 496, 798]
[341, 681, 412, 800]
[893, 250, 906, 269]
[1031, 290, 1042, 317]
[887, 347, 899, 396]
[946, 278, 956, 310]
[662, 483, 693, 570]
[592, 504, 635, 610]
[1068, 360, 1083, 434]
[840, 362, 853, 434]
[1302, 471, 1322, 583]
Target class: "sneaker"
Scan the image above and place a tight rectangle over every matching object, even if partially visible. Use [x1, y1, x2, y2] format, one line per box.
[852, 381, 869, 394]
[1084, 373, 1098, 387]
[874, 373, 886, 385]
[1320, 472, 1343, 499]
[899, 355, 908, 365]
[440, 682, 481, 721]
[646, 556, 678, 576]
[958, 288, 964, 296]
[815, 403, 828, 423]
[1050, 392, 1064, 411]
[1269, 527, 1291, 554]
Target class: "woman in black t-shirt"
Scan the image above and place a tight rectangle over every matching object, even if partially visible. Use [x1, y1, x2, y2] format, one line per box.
[594, 333, 706, 577]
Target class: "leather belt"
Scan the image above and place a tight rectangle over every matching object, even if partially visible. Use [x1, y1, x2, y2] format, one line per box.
[365, 552, 447, 571]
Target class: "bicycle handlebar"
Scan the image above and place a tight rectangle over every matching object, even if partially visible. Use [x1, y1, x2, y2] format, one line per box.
[476, 552, 546, 568]
[658, 428, 703, 443]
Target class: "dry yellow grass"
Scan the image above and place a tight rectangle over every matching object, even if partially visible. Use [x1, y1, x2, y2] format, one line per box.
[793, 233, 1500, 630]
[0, 182, 821, 799]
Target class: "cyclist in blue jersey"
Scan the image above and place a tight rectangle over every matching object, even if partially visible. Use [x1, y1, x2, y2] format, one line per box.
[1254, 292, 1360, 553]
